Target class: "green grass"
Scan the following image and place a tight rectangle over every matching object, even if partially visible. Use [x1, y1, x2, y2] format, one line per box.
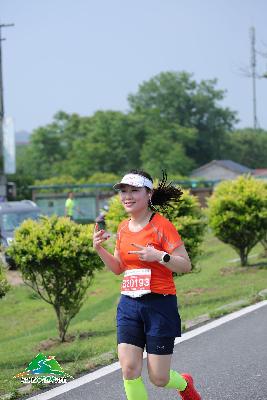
[0, 233, 267, 398]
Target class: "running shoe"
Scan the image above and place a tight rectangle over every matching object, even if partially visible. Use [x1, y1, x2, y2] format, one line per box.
[178, 373, 201, 400]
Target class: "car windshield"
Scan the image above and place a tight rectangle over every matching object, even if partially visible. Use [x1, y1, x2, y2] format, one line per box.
[1, 211, 40, 231]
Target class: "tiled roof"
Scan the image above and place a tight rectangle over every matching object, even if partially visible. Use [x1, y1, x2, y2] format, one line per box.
[191, 160, 251, 175]
[252, 169, 267, 176]
[215, 160, 251, 173]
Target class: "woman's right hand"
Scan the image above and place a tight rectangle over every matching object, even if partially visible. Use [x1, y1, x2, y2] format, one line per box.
[93, 223, 110, 250]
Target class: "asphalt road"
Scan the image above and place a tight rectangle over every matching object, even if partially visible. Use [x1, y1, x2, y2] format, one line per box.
[28, 302, 267, 400]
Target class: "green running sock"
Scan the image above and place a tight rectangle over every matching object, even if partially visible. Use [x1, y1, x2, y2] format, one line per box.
[123, 376, 148, 400]
[165, 369, 187, 391]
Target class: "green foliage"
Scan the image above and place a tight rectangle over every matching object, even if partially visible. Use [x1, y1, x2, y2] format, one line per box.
[164, 190, 207, 269]
[105, 195, 127, 234]
[13, 73, 266, 200]
[140, 125, 196, 176]
[208, 176, 267, 266]
[15, 71, 240, 186]
[87, 172, 120, 184]
[0, 260, 10, 299]
[34, 175, 77, 186]
[128, 71, 237, 165]
[8, 144, 35, 200]
[34, 173, 119, 188]
[33, 175, 78, 194]
[13, 73, 266, 195]
[261, 183, 267, 257]
[7, 216, 103, 341]
[1, 233, 267, 397]
[66, 111, 147, 178]
[223, 128, 267, 168]
[105, 190, 206, 269]
[29, 112, 84, 180]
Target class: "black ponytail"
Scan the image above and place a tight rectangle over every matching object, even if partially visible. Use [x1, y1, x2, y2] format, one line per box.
[128, 169, 183, 211]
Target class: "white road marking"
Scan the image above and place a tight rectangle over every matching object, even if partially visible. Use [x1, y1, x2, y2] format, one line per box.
[26, 300, 267, 400]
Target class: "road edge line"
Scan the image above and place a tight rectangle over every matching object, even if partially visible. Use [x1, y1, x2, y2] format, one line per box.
[25, 300, 267, 400]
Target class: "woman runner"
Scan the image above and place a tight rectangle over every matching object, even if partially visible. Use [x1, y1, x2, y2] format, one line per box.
[93, 169, 201, 400]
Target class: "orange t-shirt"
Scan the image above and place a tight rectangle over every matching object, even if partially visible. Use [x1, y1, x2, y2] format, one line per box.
[116, 213, 183, 295]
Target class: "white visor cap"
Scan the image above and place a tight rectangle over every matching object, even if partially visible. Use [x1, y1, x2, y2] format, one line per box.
[113, 173, 153, 190]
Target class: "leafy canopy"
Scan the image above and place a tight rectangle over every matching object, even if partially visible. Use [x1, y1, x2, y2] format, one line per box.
[0, 261, 10, 299]
[7, 216, 103, 341]
[128, 71, 238, 165]
[208, 176, 267, 266]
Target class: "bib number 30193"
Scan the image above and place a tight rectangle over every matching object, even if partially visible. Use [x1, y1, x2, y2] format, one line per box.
[121, 268, 151, 298]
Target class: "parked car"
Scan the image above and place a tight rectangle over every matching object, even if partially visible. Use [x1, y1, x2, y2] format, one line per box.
[0, 200, 41, 269]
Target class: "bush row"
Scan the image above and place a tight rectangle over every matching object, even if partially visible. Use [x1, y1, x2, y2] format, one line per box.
[2, 175, 266, 342]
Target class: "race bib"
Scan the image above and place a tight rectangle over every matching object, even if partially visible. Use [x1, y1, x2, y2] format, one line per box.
[121, 268, 151, 298]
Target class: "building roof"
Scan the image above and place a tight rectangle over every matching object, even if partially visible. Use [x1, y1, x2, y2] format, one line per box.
[191, 160, 251, 175]
[252, 169, 267, 176]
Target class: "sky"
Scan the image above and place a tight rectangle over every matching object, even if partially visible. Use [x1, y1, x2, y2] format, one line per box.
[1, 0, 267, 135]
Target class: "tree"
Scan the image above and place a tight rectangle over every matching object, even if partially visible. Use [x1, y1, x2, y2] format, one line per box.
[67, 111, 148, 178]
[87, 172, 120, 184]
[15, 72, 240, 184]
[7, 216, 103, 341]
[22, 112, 85, 180]
[140, 125, 196, 176]
[164, 190, 207, 269]
[223, 128, 267, 168]
[128, 71, 238, 165]
[105, 195, 127, 234]
[208, 176, 267, 266]
[8, 144, 35, 200]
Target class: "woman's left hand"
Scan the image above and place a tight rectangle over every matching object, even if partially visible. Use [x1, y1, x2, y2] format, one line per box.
[128, 243, 161, 262]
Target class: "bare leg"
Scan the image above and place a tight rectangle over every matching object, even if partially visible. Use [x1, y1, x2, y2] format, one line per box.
[118, 343, 143, 379]
[119, 344, 148, 400]
[147, 353, 172, 387]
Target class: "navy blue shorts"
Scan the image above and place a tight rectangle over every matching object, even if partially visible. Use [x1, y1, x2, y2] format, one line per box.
[117, 293, 181, 355]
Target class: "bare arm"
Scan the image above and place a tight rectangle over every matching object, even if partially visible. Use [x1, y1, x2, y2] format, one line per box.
[160, 244, 192, 273]
[93, 223, 123, 275]
[129, 243, 191, 274]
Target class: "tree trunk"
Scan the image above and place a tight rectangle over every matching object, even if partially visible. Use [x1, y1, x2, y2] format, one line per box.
[260, 239, 267, 257]
[240, 248, 248, 266]
[54, 305, 68, 342]
[59, 318, 67, 342]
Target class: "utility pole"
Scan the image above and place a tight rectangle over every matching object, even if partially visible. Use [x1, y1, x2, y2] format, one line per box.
[0, 23, 14, 199]
[250, 26, 258, 130]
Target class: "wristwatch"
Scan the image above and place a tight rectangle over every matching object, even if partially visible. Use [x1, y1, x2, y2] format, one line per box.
[160, 252, 171, 264]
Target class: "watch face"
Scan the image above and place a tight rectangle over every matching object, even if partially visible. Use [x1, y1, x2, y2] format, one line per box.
[163, 253, 170, 262]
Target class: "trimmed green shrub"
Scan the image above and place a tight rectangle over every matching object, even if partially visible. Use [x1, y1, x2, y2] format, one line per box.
[261, 182, 267, 257]
[105, 195, 127, 234]
[208, 176, 267, 266]
[34, 172, 119, 188]
[87, 172, 119, 183]
[0, 260, 10, 299]
[7, 216, 103, 341]
[164, 190, 207, 269]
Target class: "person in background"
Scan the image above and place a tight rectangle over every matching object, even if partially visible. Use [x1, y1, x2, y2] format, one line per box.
[93, 169, 201, 400]
[65, 191, 75, 220]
